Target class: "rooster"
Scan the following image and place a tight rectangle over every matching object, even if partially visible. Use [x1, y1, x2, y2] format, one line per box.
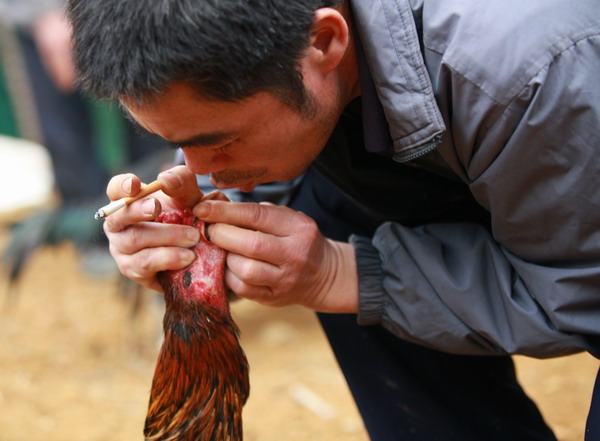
[145, 208, 250, 441]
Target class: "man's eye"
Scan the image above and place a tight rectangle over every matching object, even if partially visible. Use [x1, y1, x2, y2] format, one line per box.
[166, 139, 234, 151]
[220, 141, 233, 151]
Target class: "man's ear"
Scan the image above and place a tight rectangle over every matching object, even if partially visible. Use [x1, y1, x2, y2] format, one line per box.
[305, 8, 350, 75]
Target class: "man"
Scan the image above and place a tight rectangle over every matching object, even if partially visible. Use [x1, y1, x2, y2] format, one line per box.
[66, 0, 599, 439]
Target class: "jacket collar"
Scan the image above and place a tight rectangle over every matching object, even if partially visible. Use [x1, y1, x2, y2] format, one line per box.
[350, 0, 446, 162]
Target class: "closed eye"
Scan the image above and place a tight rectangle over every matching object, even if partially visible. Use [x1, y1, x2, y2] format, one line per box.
[169, 139, 234, 152]
[169, 132, 236, 149]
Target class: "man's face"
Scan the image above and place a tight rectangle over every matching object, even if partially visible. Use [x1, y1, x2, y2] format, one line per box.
[123, 82, 341, 192]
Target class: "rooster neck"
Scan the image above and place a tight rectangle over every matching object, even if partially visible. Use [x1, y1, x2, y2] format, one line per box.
[146, 298, 249, 441]
[155, 208, 229, 314]
[165, 282, 231, 320]
[164, 300, 235, 346]
[148, 208, 248, 441]
[158, 235, 229, 315]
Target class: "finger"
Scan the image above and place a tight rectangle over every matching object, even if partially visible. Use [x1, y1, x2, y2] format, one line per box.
[206, 223, 290, 264]
[225, 269, 279, 305]
[195, 200, 311, 237]
[108, 221, 201, 255]
[118, 246, 197, 282]
[157, 165, 203, 209]
[106, 173, 141, 200]
[103, 197, 162, 233]
[226, 252, 281, 287]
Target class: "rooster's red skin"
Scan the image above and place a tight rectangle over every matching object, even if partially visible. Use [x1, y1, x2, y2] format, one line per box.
[144, 209, 250, 441]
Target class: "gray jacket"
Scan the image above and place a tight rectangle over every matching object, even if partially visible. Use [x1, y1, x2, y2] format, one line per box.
[349, 0, 600, 357]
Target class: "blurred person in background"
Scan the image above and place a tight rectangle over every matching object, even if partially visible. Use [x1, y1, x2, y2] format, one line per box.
[0, 0, 169, 277]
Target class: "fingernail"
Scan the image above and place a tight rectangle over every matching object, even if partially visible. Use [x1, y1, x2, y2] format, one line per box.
[180, 249, 196, 266]
[122, 177, 133, 194]
[185, 227, 200, 244]
[160, 171, 182, 190]
[141, 198, 156, 216]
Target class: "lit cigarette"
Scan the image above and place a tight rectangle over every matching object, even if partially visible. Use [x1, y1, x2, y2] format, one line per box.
[94, 180, 163, 220]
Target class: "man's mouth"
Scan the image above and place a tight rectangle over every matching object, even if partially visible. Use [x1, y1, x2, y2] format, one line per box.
[209, 169, 268, 193]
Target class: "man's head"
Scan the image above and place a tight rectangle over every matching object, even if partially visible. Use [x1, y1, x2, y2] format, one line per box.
[67, 0, 344, 114]
[67, 0, 360, 191]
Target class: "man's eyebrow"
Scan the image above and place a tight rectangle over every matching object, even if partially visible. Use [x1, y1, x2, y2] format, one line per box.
[119, 104, 235, 148]
[170, 132, 235, 148]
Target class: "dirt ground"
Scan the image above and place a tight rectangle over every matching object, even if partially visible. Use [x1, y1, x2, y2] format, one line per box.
[0, 236, 597, 441]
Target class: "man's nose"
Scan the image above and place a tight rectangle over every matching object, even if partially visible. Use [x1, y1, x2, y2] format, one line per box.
[181, 148, 230, 175]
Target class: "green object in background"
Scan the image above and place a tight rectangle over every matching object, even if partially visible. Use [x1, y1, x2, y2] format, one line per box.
[0, 56, 19, 138]
[87, 99, 128, 174]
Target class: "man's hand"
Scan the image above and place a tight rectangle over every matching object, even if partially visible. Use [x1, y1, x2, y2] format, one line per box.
[103, 166, 205, 293]
[194, 200, 359, 313]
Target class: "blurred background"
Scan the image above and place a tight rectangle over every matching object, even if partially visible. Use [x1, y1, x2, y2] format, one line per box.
[0, 9, 597, 441]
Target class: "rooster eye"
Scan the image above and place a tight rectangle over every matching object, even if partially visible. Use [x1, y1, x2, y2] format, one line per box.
[183, 271, 192, 289]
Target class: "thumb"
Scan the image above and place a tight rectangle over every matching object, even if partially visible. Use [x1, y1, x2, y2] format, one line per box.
[158, 165, 203, 209]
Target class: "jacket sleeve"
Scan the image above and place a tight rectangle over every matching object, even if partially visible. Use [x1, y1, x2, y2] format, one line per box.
[354, 32, 600, 358]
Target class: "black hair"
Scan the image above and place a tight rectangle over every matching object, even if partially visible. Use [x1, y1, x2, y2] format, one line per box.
[66, 0, 343, 112]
